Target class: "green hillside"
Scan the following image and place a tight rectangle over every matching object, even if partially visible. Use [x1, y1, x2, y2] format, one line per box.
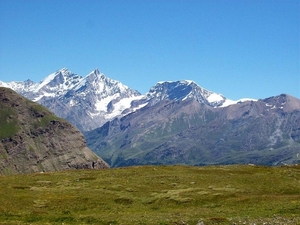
[0, 87, 109, 175]
[0, 165, 299, 224]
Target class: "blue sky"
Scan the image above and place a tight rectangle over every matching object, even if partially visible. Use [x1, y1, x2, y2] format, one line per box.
[0, 0, 299, 100]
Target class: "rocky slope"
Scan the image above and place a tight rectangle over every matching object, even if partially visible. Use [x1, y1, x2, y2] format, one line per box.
[85, 94, 300, 167]
[0, 87, 109, 175]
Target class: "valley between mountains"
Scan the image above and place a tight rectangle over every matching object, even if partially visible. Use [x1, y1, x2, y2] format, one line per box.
[1, 68, 300, 168]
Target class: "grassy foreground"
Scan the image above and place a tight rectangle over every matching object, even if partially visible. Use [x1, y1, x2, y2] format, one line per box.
[0, 165, 299, 225]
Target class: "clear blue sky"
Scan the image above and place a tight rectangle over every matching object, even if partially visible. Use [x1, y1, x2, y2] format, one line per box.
[0, 0, 299, 100]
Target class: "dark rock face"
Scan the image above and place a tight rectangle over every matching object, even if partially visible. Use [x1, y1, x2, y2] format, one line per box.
[85, 94, 300, 167]
[145, 81, 226, 107]
[0, 87, 109, 175]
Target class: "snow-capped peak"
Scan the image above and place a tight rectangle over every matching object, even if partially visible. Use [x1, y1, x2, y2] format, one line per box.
[76, 68, 133, 96]
[180, 80, 194, 85]
[29, 68, 84, 101]
[157, 80, 194, 85]
[145, 80, 228, 107]
[32, 68, 81, 92]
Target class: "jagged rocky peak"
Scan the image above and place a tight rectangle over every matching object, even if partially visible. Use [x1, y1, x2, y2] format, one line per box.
[86, 68, 101, 81]
[23, 79, 35, 87]
[50, 67, 71, 78]
[53, 68, 80, 85]
[39, 68, 82, 90]
[147, 80, 194, 99]
[58, 67, 71, 75]
[85, 69, 117, 90]
[85, 68, 117, 84]
[146, 80, 227, 107]
[75, 68, 141, 98]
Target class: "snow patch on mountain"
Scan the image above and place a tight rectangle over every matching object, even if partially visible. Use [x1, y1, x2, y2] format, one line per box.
[94, 94, 120, 112]
[35, 71, 58, 92]
[105, 95, 144, 119]
[33, 92, 55, 101]
[207, 93, 225, 104]
[221, 98, 257, 107]
[0, 80, 34, 93]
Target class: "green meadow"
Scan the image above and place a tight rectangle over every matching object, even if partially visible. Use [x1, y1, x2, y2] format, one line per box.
[0, 165, 299, 225]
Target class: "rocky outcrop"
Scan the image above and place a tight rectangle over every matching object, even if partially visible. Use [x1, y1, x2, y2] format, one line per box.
[0, 87, 109, 175]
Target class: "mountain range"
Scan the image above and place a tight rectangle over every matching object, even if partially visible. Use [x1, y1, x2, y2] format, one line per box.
[0, 68, 251, 132]
[1, 68, 299, 167]
[85, 94, 300, 167]
[0, 68, 142, 131]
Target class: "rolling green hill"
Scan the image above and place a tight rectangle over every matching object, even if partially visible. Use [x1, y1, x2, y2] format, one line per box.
[0, 165, 299, 224]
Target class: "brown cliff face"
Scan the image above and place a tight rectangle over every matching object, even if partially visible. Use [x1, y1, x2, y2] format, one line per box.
[0, 87, 109, 175]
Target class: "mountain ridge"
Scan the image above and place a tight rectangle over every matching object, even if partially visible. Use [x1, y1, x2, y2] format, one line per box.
[1, 68, 143, 131]
[85, 93, 300, 167]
